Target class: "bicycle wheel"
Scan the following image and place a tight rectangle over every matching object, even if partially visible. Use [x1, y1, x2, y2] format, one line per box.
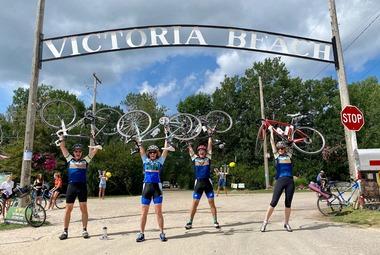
[206, 110, 233, 133]
[55, 194, 66, 209]
[169, 113, 202, 141]
[25, 203, 46, 227]
[37, 196, 47, 209]
[292, 127, 325, 154]
[317, 194, 342, 216]
[95, 108, 122, 135]
[117, 110, 152, 138]
[254, 124, 266, 157]
[40, 99, 76, 129]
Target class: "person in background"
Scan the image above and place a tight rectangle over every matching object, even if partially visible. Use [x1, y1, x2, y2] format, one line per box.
[33, 174, 44, 205]
[98, 170, 107, 200]
[214, 165, 229, 196]
[0, 175, 14, 219]
[48, 172, 63, 210]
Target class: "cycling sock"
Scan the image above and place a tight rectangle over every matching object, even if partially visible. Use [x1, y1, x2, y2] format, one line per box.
[188, 218, 193, 224]
[83, 227, 87, 231]
[64, 228, 68, 233]
[213, 216, 218, 224]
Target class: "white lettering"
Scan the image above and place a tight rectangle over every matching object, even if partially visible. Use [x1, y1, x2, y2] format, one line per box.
[290, 39, 309, 57]
[269, 37, 288, 53]
[150, 28, 169, 46]
[313, 43, 331, 60]
[227, 30, 246, 47]
[104, 31, 123, 50]
[249, 33, 265, 49]
[185, 28, 207, 45]
[126, 29, 147, 47]
[45, 39, 67, 58]
[82, 34, 101, 53]
[70, 37, 80, 56]
[173, 26, 181, 44]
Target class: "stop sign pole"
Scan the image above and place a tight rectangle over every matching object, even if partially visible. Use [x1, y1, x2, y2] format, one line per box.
[329, 0, 358, 179]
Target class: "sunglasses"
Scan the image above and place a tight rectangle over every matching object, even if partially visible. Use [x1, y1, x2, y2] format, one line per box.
[74, 150, 82, 153]
[148, 151, 157, 154]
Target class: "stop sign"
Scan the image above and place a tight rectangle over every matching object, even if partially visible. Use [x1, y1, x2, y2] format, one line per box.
[341, 105, 365, 131]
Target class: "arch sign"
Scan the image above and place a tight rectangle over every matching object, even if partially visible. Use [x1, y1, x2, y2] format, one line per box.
[41, 24, 336, 65]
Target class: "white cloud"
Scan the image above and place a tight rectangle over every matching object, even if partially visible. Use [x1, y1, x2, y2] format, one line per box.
[138, 80, 177, 98]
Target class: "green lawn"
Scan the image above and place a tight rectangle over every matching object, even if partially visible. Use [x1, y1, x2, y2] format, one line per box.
[0, 222, 27, 231]
[331, 208, 380, 227]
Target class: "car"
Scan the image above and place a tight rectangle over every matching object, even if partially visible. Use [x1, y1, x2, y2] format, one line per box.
[162, 181, 171, 189]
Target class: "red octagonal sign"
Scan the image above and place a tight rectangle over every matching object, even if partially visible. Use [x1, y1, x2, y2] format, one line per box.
[341, 105, 365, 131]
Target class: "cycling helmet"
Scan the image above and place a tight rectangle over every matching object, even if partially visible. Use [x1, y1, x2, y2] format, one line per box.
[147, 145, 159, 152]
[146, 145, 160, 157]
[72, 143, 83, 151]
[197, 145, 207, 151]
[275, 141, 286, 149]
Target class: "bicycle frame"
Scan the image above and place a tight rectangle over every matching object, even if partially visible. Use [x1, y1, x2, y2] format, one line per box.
[330, 180, 360, 206]
[260, 118, 306, 144]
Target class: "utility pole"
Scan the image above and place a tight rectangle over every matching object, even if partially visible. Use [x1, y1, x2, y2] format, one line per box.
[328, 0, 358, 178]
[259, 76, 270, 189]
[20, 0, 45, 195]
[90, 73, 102, 145]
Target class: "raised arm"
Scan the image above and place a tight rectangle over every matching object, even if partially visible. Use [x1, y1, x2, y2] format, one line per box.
[161, 139, 169, 158]
[207, 136, 213, 155]
[268, 126, 277, 154]
[188, 142, 195, 158]
[59, 138, 69, 158]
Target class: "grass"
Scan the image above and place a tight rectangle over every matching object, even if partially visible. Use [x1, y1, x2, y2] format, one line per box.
[0, 222, 27, 231]
[330, 208, 380, 227]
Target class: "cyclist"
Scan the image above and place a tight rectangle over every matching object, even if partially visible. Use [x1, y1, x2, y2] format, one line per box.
[0, 175, 14, 219]
[260, 126, 295, 232]
[98, 170, 107, 200]
[33, 174, 44, 205]
[47, 172, 62, 210]
[58, 137, 100, 240]
[185, 130, 220, 230]
[214, 165, 229, 196]
[135, 139, 171, 242]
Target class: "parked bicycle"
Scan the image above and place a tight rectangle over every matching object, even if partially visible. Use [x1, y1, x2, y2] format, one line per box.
[32, 185, 66, 209]
[40, 99, 122, 145]
[255, 113, 325, 156]
[1, 185, 46, 227]
[309, 179, 360, 216]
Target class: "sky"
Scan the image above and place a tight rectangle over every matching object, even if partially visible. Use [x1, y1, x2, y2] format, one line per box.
[0, 0, 379, 115]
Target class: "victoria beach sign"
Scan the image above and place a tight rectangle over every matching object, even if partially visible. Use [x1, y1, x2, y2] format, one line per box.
[42, 24, 335, 64]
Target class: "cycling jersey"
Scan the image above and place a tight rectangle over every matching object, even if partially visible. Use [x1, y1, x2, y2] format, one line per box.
[274, 152, 293, 179]
[191, 153, 212, 179]
[141, 155, 166, 183]
[65, 154, 92, 183]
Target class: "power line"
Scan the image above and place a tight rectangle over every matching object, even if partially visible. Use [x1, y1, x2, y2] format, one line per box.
[311, 11, 380, 79]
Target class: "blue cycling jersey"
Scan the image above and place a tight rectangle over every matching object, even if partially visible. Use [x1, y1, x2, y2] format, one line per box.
[141, 155, 166, 183]
[192, 153, 212, 179]
[274, 152, 293, 179]
[65, 154, 92, 183]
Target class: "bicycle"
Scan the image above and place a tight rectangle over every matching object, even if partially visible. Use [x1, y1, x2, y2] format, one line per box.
[117, 110, 203, 153]
[31, 185, 66, 209]
[255, 113, 325, 156]
[310, 179, 360, 216]
[40, 99, 122, 145]
[1, 185, 46, 227]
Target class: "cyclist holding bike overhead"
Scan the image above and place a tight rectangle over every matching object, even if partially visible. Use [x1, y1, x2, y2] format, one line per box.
[185, 129, 220, 230]
[135, 138, 171, 243]
[58, 137, 100, 240]
[260, 126, 295, 232]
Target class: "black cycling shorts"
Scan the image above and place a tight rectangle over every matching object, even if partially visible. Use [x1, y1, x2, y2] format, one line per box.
[141, 183, 163, 205]
[66, 183, 87, 203]
[270, 176, 295, 208]
[193, 178, 215, 200]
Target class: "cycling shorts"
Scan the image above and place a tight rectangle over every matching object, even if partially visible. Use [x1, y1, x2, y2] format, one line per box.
[66, 183, 87, 203]
[193, 178, 214, 200]
[141, 183, 163, 205]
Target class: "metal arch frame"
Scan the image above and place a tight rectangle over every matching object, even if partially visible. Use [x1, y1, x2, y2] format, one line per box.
[40, 24, 337, 65]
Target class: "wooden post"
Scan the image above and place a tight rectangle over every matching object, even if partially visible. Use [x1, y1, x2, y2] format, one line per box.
[259, 76, 270, 189]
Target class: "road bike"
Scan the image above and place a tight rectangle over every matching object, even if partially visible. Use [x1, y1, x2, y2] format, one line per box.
[255, 113, 325, 156]
[198, 110, 233, 134]
[117, 110, 202, 153]
[40, 99, 122, 145]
